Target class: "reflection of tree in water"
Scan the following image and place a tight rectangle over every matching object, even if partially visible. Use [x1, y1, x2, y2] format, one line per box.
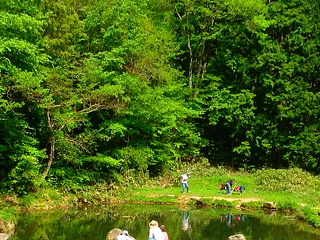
[197, 212, 246, 239]
[16, 205, 180, 240]
[15, 205, 320, 240]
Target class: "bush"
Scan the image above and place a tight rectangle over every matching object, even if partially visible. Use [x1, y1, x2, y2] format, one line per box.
[0, 207, 17, 224]
[253, 168, 320, 192]
[18, 194, 37, 207]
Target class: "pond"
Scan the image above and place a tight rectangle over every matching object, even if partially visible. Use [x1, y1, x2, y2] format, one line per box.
[13, 204, 320, 240]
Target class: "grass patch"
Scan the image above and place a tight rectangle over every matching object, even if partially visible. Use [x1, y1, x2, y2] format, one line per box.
[211, 199, 237, 208]
[2, 164, 320, 230]
[276, 200, 300, 211]
[302, 206, 320, 227]
[241, 201, 264, 209]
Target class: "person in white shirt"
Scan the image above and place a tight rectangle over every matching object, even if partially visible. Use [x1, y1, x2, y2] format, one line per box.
[180, 173, 190, 193]
[148, 220, 165, 240]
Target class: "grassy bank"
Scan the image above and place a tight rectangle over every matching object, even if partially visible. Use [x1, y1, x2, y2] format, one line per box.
[1, 164, 320, 229]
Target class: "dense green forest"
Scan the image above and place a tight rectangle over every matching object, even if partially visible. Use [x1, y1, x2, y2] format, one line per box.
[1, 0, 320, 195]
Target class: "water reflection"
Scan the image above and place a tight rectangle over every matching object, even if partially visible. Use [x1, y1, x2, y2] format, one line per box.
[182, 211, 191, 231]
[181, 211, 192, 240]
[221, 213, 245, 228]
[13, 204, 320, 240]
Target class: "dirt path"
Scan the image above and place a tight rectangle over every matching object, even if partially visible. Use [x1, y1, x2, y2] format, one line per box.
[176, 195, 263, 207]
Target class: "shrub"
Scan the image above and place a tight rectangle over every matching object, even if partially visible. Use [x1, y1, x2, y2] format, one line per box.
[0, 207, 17, 224]
[253, 168, 320, 192]
[18, 194, 36, 207]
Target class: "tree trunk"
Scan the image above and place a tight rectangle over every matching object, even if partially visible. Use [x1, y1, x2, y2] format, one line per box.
[43, 109, 55, 179]
[186, 11, 193, 89]
[231, 136, 234, 169]
[43, 134, 55, 179]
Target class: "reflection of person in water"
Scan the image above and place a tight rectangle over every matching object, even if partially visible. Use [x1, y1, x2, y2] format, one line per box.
[182, 211, 191, 231]
[223, 214, 245, 228]
[226, 213, 235, 228]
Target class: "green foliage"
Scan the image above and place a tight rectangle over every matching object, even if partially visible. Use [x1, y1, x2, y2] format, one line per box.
[178, 0, 320, 172]
[48, 163, 122, 192]
[197, 197, 213, 205]
[83, 0, 180, 84]
[15, 188, 64, 208]
[112, 146, 153, 171]
[211, 199, 237, 208]
[0, 0, 49, 194]
[0, 206, 17, 224]
[79, 154, 122, 169]
[240, 201, 264, 209]
[121, 84, 202, 169]
[0, 11, 45, 43]
[0, 118, 46, 195]
[276, 200, 299, 211]
[18, 194, 37, 208]
[43, 0, 86, 64]
[302, 206, 320, 228]
[1, 0, 320, 195]
[254, 168, 320, 192]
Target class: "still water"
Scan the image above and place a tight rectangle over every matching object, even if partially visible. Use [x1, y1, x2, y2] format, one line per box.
[14, 204, 320, 240]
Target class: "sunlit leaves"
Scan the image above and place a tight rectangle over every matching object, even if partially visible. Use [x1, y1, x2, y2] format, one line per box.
[1, 0, 320, 193]
[121, 84, 202, 165]
[43, 0, 86, 64]
[208, 89, 255, 127]
[0, 38, 46, 73]
[83, 0, 180, 85]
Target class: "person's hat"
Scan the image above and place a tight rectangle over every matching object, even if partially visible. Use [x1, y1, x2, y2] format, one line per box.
[122, 230, 129, 236]
[149, 220, 159, 228]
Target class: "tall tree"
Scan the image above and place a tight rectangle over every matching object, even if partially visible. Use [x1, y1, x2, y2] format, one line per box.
[194, 0, 320, 171]
[79, 0, 202, 176]
[0, 0, 48, 193]
[246, 0, 320, 170]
